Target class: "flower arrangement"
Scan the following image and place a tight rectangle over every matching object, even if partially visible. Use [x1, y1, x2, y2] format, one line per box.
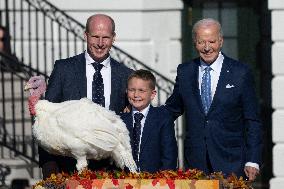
[33, 169, 253, 189]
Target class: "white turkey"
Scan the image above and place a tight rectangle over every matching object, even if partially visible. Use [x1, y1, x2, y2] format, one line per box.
[24, 76, 137, 173]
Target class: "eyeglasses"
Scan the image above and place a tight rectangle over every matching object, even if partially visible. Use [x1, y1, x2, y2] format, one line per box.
[0, 37, 5, 41]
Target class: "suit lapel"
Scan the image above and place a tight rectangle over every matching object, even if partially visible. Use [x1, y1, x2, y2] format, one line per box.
[191, 59, 205, 114]
[139, 106, 154, 154]
[74, 53, 87, 98]
[109, 58, 121, 110]
[208, 55, 232, 114]
[122, 112, 134, 150]
[125, 112, 134, 138]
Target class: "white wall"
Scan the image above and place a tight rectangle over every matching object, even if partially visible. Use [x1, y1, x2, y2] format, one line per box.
[48, 0, 183, 80]
[269, 0, 284, 188]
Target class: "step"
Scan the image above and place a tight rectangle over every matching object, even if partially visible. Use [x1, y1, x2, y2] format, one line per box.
[0, 158, 42, 186]
[0, 136, 38, 162]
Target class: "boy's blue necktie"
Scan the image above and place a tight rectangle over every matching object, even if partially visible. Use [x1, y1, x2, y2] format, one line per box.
[201, 66, 212, 114]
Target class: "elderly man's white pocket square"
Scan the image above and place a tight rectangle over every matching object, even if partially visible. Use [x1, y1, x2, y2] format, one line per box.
[226, 84, 235, 88]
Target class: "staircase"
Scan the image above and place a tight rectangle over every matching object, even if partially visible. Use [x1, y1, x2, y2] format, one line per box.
[0, 53, 47, 185]
[0, 0, 181, 186]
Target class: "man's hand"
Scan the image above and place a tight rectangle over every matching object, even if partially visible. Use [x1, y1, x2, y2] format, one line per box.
[244, 166, 259, 181]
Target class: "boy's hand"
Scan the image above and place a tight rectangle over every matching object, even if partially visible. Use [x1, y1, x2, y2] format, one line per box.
[123, 105, 132, 113]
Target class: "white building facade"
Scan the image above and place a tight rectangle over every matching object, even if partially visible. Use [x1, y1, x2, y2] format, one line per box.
[269, 0, 284, 188]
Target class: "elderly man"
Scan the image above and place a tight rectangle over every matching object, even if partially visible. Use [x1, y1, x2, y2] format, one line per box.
[165, 18, 262, 181]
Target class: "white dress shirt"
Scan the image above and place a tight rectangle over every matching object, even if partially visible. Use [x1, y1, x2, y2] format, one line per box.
[198, 52, 259, 170]
[199, 52, 223, 99]
[132, 105, 150, 162]
[85, 51, 111, 109]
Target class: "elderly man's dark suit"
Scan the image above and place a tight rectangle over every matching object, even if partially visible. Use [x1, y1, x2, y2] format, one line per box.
[165, 54, 262, 177]
[120, 106, 178, 173]
[39, 52, 133, 175]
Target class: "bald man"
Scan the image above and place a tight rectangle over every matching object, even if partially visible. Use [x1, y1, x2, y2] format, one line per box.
[39, 14, 133, 178]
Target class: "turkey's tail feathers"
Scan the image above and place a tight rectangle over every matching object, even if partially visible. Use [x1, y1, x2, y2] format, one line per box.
[122, 151, 137, 173]
[112, 144, 137, 173]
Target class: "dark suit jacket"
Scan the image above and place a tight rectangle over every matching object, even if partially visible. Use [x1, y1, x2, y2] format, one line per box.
[165, 54, 262, 177]
[45, 53, 133, 113]
[39, 53, 133, 174]
[121, 106, 178, 173]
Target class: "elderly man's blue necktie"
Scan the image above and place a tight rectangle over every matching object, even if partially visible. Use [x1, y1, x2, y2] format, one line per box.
[133, 112, 144, 166]
[201, 66, 212, 114]
[92, 63, 105, 107]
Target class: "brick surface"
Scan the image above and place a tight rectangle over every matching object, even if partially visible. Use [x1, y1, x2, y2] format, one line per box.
[273, 144, 284, 177]
[272, 77, 284, 109]
[272, 110, 284, 143]
[269, 0, 284, 9]
[272, 11, 284, 41]
[270, 178, 284, 189]
[272, 43, 284, 75]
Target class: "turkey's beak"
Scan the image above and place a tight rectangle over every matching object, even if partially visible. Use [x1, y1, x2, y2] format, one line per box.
[24, 83, 32, 91]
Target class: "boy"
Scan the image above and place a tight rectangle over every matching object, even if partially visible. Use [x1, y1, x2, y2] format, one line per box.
[121, 69, 178, 173]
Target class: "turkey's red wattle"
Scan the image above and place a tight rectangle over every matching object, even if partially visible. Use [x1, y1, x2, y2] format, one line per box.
[28, 95, 39, 116]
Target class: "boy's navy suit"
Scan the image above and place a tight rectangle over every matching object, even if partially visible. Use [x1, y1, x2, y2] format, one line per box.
[121, 106, 178, 173]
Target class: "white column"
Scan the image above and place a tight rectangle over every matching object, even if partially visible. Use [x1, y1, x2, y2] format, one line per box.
[269, 0, 284, 188]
